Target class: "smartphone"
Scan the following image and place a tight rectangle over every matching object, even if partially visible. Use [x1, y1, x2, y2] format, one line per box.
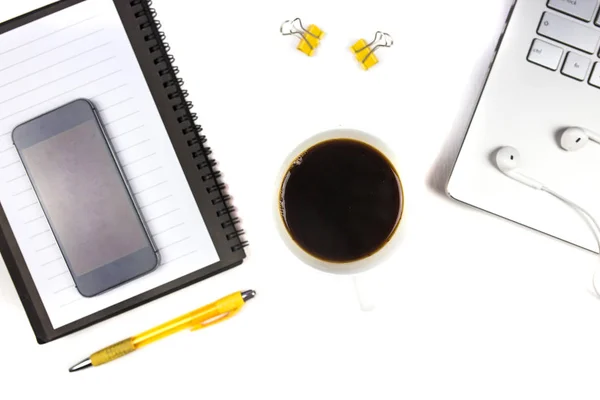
[13, 99, 159, 297]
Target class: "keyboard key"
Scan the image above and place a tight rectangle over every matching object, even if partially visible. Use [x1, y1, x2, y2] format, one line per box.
[538, 12, 600, 54]
[527, 39, 564, 70]
[548, 0, 598, 22]
[589, 62, 600, 87]
[562, 52, 591, 80]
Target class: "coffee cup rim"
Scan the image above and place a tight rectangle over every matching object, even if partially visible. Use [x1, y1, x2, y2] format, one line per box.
[274, 128, 405, 276]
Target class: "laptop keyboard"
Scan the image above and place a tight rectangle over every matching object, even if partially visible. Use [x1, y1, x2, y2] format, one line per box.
[527, 0, 600, 87]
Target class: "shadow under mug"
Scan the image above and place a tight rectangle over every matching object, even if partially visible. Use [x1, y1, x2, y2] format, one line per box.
[274, 128, 405, 311]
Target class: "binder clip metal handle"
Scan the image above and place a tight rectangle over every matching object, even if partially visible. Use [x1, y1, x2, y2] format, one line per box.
[351, 31, 394, 70]
[281, 18, 325, 57]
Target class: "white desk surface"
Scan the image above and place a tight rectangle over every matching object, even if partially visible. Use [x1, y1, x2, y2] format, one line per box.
[1, 0, 600, 399]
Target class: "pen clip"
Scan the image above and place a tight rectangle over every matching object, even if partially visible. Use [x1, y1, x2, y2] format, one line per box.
[190, 306, 242, 332]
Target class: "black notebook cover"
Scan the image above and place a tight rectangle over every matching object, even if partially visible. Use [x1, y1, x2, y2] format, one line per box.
[0, 0, 247, 344]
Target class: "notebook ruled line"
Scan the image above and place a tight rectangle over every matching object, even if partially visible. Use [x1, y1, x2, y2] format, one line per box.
[134, 180, 167, 195]
[19, 201, 38, 211]
[122, 152, 157, 168]
[0, 146, 15, 154]
[12, 187, 32, 196]
[134, 180, 167, 196]
[99, 97, 133, 112]
[7, 173, 26, 183]
[141, 194, 173, 210]
[152, 222, 184, 237]
[54, 284, 75, 294]
[0, 70, 123, 121]
[49, 271, 68, 280]
[129, 166, 162, 182]
[164, 249, 199, 264]
[116, 138, 150, 154]
[25, 215, 44, 224]
[0, 28, 105, 73]
[0, 15, 98, 57]
[110, 124, 144, 140]
[146, 208, 179, 223]
[60, 298, 82, 308]
[105, 110, 140, 126]
[0, 56, 117, 107]
[90, 83, 127, 99]
[1, 160, 20, 169]
[158, 236, 191, 251]
[0, 42, 112, 90]
[42, 256, 62, 267]
[29, 229, 50, 240]
[36, 242, 57, 252]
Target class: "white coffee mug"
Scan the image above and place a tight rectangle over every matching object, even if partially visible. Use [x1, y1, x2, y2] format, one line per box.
[274, 128, 405, 311]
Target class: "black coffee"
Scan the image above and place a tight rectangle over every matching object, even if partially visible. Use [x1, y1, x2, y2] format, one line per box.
[279, 138, 403, 263]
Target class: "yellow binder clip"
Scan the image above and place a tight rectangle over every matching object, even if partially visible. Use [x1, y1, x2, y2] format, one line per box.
[280, 18, 324, 57]
[351, 31, 394, 70]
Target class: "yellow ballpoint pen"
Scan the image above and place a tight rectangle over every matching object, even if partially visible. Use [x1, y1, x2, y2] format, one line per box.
[69, 289, 256, 372]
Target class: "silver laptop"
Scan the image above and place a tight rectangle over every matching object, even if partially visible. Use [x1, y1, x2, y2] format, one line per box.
[447, 0, 600, 253]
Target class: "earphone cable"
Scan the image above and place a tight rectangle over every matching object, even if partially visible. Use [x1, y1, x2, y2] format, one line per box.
[542, 186, 600, 297]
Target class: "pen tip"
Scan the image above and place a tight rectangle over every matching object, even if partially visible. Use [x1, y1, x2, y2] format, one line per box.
[69, 358, 93, 373]
[241, 290, 256, 302]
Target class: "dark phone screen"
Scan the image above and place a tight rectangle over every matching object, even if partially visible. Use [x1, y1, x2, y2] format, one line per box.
[16, 108, 152, 278]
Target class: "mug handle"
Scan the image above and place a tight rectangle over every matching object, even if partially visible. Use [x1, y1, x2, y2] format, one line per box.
[352, 275, 376, 312]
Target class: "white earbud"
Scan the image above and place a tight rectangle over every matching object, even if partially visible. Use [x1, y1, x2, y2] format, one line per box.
[495, 145, 600, 299]
[495, 146, 544, 190]
[560, 127, 600, 151]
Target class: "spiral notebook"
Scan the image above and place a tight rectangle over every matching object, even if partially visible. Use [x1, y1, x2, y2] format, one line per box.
[0, 0, 247, 344]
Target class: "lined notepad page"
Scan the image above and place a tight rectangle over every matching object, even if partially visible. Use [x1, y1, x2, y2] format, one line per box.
[0, 0, 219, 329]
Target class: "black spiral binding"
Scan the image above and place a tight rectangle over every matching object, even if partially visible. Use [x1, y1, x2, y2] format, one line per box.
[130, 0, 247, 252]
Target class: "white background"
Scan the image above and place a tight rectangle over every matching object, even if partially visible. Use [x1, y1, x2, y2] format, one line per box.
[1, 0, 599, 399]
